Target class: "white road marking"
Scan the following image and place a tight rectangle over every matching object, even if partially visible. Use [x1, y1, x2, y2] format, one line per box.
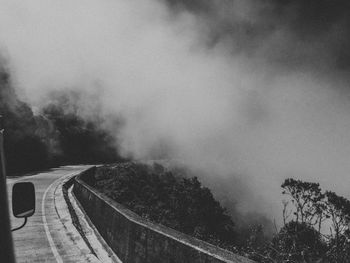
[9, 167, 96, 262]
[42, 176, 64, 263]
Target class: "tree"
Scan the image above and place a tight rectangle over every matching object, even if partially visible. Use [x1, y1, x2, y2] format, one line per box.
[271, 221, 326, 262]
[324, 191, 350, 262]
[280, 178, 350, 262]
[281, 178, 325, 229]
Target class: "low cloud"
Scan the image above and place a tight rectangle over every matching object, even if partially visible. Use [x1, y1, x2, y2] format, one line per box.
[1, 0, 350, 223]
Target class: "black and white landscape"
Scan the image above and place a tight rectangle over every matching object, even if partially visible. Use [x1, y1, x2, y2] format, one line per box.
[2, 1, 350, 262]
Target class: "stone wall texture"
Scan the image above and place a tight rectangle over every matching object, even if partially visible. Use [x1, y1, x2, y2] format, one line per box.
[73, 167, 255, 263]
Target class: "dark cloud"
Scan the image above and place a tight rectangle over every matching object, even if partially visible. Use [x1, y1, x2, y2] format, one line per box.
[271, 0, 350, 35]
[164, 0, 350, 70]
[268, 0, 350, 69]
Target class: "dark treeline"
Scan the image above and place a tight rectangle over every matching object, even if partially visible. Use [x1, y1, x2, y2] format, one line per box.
[42, 92, 122, 166]
[0, 71, 49, 173]
[0, 69, 123, 175]
[93, 162, 237, 248]
[92, 163, 350, 263]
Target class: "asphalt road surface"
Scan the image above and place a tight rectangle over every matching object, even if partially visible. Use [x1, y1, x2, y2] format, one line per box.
[6, 165, 97, 263]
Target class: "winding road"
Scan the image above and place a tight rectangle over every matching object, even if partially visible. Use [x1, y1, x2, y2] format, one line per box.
[6, 165, 98, 263]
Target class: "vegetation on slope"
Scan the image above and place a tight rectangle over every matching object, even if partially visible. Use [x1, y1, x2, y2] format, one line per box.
[93, 162, 237, 247]
[91, 163, 350, 262]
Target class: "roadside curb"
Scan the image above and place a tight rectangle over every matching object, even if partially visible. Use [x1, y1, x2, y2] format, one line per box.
[54, 170, 99, 262]
[59, 168, 121, 263]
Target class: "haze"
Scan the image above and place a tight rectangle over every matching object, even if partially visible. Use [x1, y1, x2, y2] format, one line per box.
[1, 0, 350, 223]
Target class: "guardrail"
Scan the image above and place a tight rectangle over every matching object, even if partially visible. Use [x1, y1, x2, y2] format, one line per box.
[72, 167, 254, 263]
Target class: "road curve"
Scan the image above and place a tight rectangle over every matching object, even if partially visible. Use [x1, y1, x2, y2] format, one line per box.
[7, 165, 98, 263]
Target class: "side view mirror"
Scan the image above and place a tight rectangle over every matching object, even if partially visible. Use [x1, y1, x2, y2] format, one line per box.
[11, 182, 35, 231]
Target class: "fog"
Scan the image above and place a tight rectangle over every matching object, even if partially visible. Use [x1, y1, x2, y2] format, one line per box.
[1, 0, 350, 223]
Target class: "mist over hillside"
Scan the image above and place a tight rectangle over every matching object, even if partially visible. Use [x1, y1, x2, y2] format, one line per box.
[1, 0, 350, 226]
[0, 62, 122, 174]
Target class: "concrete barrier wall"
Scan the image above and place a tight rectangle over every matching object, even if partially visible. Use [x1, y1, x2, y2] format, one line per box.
[73, 167, 254, 263]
